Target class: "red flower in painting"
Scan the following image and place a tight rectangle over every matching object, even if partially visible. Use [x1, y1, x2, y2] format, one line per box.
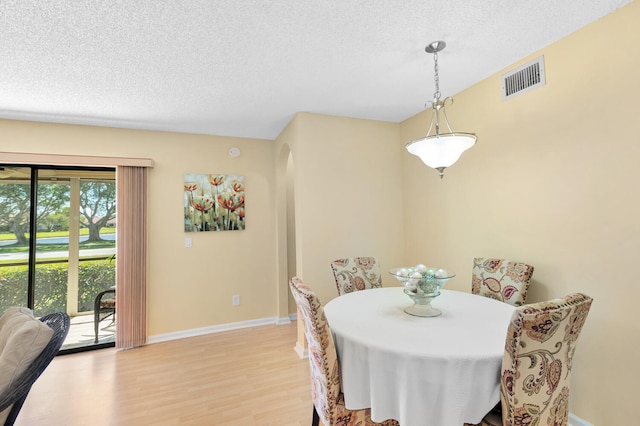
[232, 180, 244, 192]
[183, 182, 198, 192]
[190, 195, 214, 212]
[208, 175, 225, 187]
[218, 193, 244, 211]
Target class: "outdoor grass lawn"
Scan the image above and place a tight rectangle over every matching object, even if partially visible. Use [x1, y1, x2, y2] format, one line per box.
[0, 227, 116, 241]
[0, 228, 116, 264]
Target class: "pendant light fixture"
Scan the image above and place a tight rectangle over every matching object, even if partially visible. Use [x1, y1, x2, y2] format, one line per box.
[406, 41, 477, 179]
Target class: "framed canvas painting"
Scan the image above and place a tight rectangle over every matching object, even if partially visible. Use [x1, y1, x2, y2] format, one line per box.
[183, 173, 245, 232]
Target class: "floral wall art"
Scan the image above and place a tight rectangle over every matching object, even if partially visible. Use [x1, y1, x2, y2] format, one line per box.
[183, 173, 245, 232]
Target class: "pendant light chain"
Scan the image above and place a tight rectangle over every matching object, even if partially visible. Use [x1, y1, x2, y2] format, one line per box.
[433, 50, 440, 102]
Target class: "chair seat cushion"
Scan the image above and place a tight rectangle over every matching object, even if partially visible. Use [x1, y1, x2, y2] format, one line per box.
[0, 307, 53, 422]
[100, 298, 116, 309]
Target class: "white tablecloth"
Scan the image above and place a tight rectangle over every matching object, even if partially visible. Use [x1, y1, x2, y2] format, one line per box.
[323, 287, 515, 426]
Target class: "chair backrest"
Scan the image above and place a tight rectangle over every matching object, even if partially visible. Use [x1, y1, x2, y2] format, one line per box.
[289, 277, 341, 426]
[472, 258, 534, 306]
[0, 312, 70, 426]
[330, 257, 382, 296]
[500, 293, 593, 426]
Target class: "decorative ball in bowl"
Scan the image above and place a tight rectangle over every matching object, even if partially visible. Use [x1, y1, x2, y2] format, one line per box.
[389, 265, 456, 317]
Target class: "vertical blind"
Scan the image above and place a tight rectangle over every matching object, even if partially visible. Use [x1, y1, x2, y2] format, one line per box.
[115, 166, 148, 349]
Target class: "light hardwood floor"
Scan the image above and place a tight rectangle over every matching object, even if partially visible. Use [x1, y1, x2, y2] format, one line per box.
[17, 322, 313, 426]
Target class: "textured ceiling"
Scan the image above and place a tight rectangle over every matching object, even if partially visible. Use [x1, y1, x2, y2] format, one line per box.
[0, 0, 633, 140]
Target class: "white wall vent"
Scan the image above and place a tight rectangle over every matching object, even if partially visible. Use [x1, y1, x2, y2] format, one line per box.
[502, 56, 545, 100]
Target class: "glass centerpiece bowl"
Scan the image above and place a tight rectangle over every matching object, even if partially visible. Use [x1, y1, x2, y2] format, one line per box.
[389, 265, 456, 317]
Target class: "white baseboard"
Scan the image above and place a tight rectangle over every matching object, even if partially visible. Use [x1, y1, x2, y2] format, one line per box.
[569, 412, 593, 426]
[148, 315, 292, 344]
[276, 316, 292, 325]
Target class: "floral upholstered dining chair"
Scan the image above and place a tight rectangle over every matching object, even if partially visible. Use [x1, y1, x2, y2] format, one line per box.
[472, 258, 534, 306]
[330, 257, 382, 296]
[289, 277, 399, 426]
[465, 292, 593, 426]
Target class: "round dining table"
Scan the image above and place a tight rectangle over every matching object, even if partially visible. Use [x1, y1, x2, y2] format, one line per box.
[323, 287, 515, 426]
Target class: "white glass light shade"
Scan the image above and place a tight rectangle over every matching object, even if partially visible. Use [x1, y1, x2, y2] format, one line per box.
[408, 41, 477, 178]
[406, 132, 477, 173]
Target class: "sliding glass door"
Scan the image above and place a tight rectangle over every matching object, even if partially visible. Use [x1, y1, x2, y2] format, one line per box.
[0, 165, 116, 352]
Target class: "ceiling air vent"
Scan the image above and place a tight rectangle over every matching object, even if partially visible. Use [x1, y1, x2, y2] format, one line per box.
[502, 56, 545, 100]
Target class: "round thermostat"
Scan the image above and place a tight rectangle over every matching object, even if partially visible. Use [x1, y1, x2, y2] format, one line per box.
[229, 147, 241, 158]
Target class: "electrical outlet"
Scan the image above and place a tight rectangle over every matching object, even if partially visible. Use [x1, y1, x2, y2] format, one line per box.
[185, 237, 192, 248]
[232, 295, 240, 306]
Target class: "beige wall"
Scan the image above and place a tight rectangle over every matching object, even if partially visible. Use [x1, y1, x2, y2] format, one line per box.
[400, 2, 640, 423]
[277, 112, 406, 306]
[0, 120, 279, 335]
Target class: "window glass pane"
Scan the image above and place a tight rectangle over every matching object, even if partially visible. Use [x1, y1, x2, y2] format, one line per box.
[78, 178, 116, 312]
[34, 177, 70, 317]
[0, 167, 32, 311]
